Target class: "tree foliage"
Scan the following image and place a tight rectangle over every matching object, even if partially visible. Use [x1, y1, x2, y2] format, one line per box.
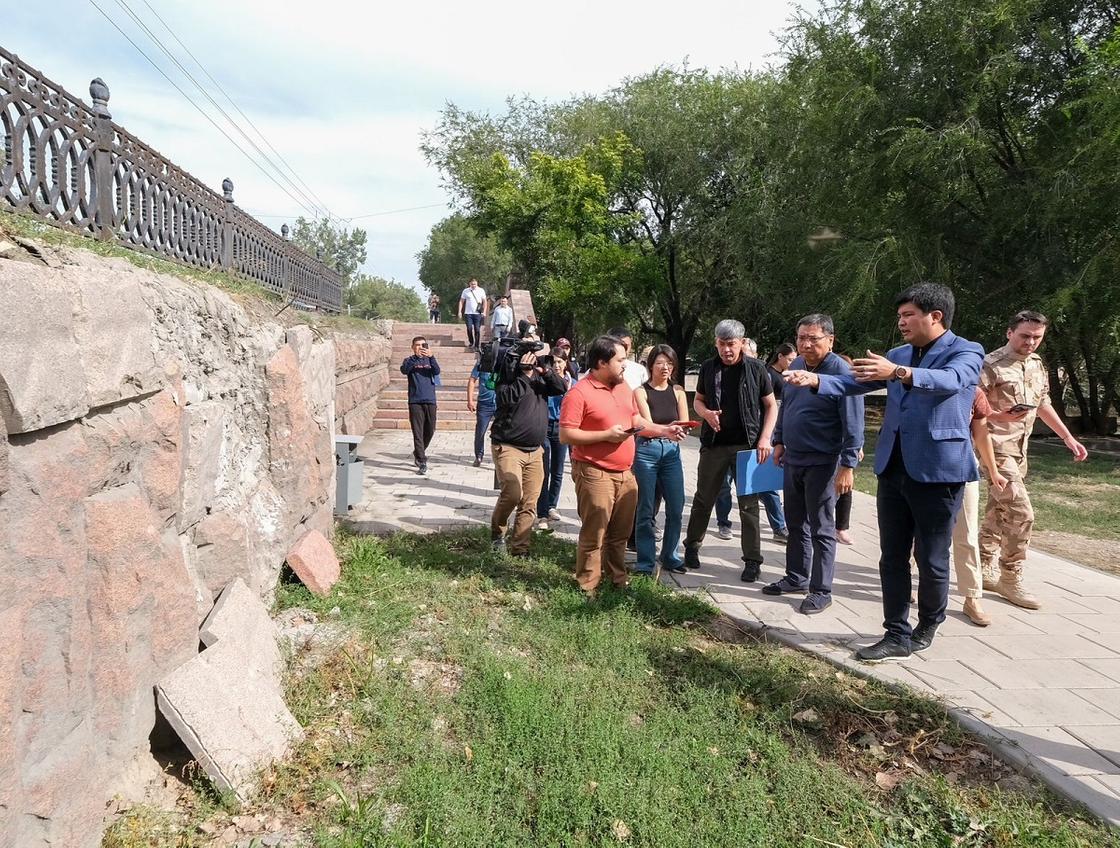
[421, 0, 1120, 429]
[416, 214, 513, 320]
[344, 274, 426, 322]
[290, 217, 369, 288]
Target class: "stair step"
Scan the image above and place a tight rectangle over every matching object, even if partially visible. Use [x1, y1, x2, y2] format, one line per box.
[368, 418, 476, 431]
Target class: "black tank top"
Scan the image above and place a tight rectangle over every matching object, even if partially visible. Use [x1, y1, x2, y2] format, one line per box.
[643, 382, 678, 425]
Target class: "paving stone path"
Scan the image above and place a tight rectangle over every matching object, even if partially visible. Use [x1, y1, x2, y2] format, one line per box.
[352, 429, 1120, 826]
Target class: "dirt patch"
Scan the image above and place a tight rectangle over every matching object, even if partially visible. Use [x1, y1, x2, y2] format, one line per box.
[407, 659, 463, 696]
[1033, 531, 1120, 576]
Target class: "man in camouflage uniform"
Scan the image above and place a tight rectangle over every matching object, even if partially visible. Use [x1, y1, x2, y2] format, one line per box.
[979, 310, 1089, 609]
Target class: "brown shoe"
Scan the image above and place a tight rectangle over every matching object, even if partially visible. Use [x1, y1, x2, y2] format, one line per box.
[995, 576, 1041, 610]
[963, 598, 992, 627]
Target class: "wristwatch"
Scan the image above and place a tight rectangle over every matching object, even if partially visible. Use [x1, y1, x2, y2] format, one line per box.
[891, 365, 908, 382]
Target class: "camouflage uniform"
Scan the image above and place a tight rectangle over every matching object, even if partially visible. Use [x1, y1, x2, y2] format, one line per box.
[978, 344, 1049, 580]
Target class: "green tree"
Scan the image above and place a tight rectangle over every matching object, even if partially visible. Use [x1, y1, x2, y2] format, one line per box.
[290, 217, 368, 287]
[416, 214, 513, 321]
[344, 274, 427, 322]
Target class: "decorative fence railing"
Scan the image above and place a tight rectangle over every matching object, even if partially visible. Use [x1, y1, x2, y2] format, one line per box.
[0, 46, 342, 312]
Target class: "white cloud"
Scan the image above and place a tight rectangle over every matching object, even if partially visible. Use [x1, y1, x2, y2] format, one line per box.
[5, 0, 803, 290]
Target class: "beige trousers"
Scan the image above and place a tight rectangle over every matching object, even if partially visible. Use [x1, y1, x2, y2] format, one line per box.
[950, 480, 983, 599]
[571, 461, 638, 594]
[979, 454, 1034, 579]
[491, 443, 545, 555]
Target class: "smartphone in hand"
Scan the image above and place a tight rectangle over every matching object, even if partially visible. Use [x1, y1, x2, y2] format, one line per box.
[624, 427, 644, 435]
[1009, 403, 1036, 413]
[672, 420, 702, 429]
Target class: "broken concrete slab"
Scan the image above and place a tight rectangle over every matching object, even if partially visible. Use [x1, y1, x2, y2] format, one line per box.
[156, 638, 302, 803]
[200, 578, 283, 678]
[285, 529, 340, 596]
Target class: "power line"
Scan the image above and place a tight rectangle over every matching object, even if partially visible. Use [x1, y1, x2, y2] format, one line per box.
[109, 0, 329, 220]
[137, 0, 339, 223]
[346, 202, 449, 220]
[86, 0, 321, 219]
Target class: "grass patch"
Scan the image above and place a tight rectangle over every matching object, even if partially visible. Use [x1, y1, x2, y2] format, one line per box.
[107, 529, 1118, 847]
[853, 427, 1120, 541]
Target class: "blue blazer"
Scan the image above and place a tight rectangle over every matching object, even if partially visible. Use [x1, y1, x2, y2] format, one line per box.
[816, 331, 984, 483]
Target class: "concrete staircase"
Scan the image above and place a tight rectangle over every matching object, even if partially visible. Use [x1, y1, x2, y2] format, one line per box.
[372, 321, 485, 432]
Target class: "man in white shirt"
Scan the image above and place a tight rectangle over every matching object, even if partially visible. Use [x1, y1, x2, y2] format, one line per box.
[608, 327, 649, 390]
[491, 295, 514, 339]
[458, 278, 488, 351]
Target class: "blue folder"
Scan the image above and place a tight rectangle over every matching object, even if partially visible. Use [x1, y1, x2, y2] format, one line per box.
[736, 450, 785, 496]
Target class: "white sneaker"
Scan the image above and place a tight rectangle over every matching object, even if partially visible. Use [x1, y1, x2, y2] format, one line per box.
[548, 508, 562, 521]
[717, 526, 733, 541]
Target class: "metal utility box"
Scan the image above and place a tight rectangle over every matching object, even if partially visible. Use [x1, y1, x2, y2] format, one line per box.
[334, 436, 365, 515]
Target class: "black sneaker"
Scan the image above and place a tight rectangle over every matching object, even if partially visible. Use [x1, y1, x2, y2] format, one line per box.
[473, 457, 482, 467]
[740, 562, 761, 583]
[772, 529, 789, 545]
[799, 593, 832, 615]
[684, 547, 701, 570]
[855, 637, 911, 663]
[418, 464, 428, 476]
[761, 577, 808, 596]
[661, 561, 687, 574]
[911, 624, 938, 653]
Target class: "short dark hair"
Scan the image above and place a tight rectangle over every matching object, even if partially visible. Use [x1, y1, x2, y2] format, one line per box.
[1009, 309, 1049, 329]
[797, 313, 835, 336]
[645, 344, 678, 374]
[411, 336, 427, 345]
[587, 335, 624, 371]
[607, 326, 633, 341]
[895, 283, 955, 328]
[767, 342, 796, 365]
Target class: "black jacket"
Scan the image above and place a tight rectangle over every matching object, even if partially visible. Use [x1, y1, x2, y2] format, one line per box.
[696, 355, 773, 448]
[492, 367, 567, 450]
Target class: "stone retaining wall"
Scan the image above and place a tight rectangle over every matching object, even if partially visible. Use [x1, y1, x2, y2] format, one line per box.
[334, 331, 392, 436]
[0, 242, 384, 847]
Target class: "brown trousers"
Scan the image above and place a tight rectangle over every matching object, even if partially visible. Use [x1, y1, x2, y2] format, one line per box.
[491, 443, 545, 554]
[571, 460, 638, 594]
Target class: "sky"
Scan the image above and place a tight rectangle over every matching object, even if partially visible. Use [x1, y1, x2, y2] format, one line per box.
[5, 0, 802, 293]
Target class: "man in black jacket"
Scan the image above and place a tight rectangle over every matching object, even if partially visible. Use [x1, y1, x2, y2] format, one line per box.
[490, 342, 567, 555]
[683, 319, 778, 581]
[400, 336, 440, 475]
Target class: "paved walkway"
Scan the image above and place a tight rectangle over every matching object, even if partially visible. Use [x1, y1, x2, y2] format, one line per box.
[352, 430, 1120, 826]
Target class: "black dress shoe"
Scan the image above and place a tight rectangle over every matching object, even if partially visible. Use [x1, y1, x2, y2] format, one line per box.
[855, 637, 912, 663]
[739, 562, 761, 583]
[684, 546, 701, 570]
[911, 624, 938, 653]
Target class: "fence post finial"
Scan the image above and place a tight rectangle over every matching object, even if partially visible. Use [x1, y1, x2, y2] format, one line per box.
[89, 77, 111, 119]
[222, 178, 234, 202]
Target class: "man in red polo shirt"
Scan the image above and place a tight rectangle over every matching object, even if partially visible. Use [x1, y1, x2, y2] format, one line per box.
[560, 335, 684, 598]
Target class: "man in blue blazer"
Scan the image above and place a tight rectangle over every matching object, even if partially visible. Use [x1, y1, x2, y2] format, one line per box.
[785, 284, 983, 662]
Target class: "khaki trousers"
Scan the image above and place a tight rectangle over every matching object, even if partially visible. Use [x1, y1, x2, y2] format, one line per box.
[571, 461, 638, 594]
[950, 480, 983, 599]
[979, 454, 1034, 579]
[491, 443, 545, 555]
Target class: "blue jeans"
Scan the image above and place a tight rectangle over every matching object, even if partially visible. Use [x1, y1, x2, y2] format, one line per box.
[633, 438, 686, 573]
[717, 470, 785, 533]
[464, 313, 483, 347]
[474, 401, 495, 460]
[536, 419, 568, 514]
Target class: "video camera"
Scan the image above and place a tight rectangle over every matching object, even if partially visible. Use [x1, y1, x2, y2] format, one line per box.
[480, 336, 547, 387]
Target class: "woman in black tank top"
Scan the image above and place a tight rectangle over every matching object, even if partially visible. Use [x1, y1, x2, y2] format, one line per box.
[633, 345, 691, 576]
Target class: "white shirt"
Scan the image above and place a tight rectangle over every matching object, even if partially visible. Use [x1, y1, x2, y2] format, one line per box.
[491, 304, 513, 327]
[623, 359, 649, 390]
[460, 286, 487, 315]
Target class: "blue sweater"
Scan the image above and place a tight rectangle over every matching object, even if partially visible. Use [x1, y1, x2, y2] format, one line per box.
[773, 352, 864, 468]
[401, 355, 440, 404]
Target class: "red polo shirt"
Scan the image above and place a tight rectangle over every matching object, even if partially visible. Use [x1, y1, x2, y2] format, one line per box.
[559, 375, 638, 471]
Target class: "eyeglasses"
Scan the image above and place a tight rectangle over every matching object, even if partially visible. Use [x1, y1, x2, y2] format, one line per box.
[796, 334, 831, 344]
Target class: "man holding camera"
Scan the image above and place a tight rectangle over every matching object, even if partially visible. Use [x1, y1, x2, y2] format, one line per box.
[979, 310, 1088, 609]
[490, 326, 568, 556]
[400, 336, 440, 475]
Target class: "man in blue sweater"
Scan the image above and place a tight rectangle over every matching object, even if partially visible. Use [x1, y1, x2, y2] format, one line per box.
[765, 314, 864, 614]
[400, 336, 440, 475]
[785, 284, 983, 662]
